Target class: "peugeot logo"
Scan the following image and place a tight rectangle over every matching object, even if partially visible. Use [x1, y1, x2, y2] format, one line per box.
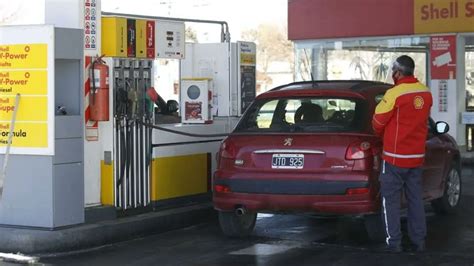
[284, 138, 293, 146]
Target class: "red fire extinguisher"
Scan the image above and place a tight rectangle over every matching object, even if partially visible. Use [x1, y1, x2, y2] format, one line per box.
[90, 56, 109, 121]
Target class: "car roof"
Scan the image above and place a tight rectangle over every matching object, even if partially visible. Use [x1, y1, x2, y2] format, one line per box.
[257, 80, 392, 100]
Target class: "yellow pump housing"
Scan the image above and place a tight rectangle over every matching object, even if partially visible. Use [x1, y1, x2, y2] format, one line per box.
[101, 17, 127, 57]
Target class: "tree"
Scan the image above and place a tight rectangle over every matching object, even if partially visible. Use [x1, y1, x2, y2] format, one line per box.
[242, 23, 294, 91]
[0, 1, 21, 25]
[185, 26, 198, 43]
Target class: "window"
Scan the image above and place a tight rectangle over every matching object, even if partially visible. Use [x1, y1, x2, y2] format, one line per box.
[235, 97, 366, 133]
[465, 36, 474, 110]
[295, 36, 429, 84]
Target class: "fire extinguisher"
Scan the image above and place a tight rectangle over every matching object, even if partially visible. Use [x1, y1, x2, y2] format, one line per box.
[90, 56, 109, 121]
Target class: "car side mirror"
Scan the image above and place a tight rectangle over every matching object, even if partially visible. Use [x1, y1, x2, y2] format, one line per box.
[375, 94, 384, 104]
[167, 100, 179, 113]
[436, 121, 449, 134]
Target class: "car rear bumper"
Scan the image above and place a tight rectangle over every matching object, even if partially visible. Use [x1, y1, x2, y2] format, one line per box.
[213, 192, 379, 215]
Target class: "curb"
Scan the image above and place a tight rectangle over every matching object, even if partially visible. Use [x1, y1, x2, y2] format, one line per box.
[0, 203, 216, 255]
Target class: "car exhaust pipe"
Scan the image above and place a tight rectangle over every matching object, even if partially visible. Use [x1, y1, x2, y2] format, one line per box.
[235, 207, 246, 216]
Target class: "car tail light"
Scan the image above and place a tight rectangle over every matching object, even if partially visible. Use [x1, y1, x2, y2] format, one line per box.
[214, 184, 231, 193]
[220, 140, 237, 159]
[345, 141, 372, 160]
[345, 187, 369, 195]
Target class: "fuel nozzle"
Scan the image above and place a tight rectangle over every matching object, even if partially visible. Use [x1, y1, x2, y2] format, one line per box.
[146, 87, 168, 114]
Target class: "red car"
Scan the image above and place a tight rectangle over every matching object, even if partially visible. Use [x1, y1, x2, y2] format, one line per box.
[213, 80, 462, 239]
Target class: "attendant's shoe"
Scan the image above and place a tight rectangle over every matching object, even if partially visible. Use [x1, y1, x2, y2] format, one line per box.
[376, 245, 402, 253]
[406, 243, 426, 253]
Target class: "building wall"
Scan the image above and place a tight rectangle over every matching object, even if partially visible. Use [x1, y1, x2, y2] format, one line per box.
[288, 0, 413, 40]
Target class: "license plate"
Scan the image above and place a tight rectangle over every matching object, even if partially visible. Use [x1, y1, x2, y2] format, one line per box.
[272, 154, 304, 169]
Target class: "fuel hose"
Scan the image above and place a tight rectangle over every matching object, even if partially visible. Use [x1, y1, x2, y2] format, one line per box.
[137, 120, 230, 138]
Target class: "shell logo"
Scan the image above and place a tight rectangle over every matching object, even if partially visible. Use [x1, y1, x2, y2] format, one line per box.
[414, 96, 424, 110]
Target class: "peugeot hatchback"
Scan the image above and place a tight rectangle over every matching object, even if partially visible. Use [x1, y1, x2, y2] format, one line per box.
[213, 81, 461, 239]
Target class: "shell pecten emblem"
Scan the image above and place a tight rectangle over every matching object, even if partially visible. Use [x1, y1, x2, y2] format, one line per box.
[414, 96, 424, 110]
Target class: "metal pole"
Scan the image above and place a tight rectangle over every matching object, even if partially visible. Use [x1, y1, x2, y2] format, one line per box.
[0, 93, 21, 193]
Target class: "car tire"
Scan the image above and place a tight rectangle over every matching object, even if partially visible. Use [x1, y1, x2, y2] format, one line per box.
[363, 214, 386, 243]
[218, 211, 257, 237]
[431, 165, 462, 215]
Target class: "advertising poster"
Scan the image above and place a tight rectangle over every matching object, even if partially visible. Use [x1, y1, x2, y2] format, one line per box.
[146, 20, 155, 58]
[0, 25, 54, 155]
[430, 35, 457, 113]
[185, 102, 202, 120]
[430, 35, 456, 79]
[429, 35, 457, 138]
[127, 19, 136, 58]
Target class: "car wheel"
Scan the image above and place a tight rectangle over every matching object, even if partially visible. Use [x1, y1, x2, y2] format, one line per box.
[218, 211, 257, 237]
[431, 165, 462, 214]
[363, 214, 386, 243]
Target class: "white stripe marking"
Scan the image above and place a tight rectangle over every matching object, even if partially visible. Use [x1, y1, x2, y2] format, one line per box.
[383, 151, 425, 159]
[0, 253, 38, 263]
[230, 243, 299, 256]
[257, 213, 274, 220]
[394, 108, 399, 155]
[382, 197, 391, 245]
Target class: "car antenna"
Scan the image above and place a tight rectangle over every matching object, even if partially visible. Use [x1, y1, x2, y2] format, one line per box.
[310, 73, 318, 88]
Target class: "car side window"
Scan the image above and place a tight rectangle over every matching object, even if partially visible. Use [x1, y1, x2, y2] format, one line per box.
[255, 100, 278, 129]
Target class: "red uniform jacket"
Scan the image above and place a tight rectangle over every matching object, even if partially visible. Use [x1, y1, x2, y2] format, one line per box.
[372, 77, 433, 168]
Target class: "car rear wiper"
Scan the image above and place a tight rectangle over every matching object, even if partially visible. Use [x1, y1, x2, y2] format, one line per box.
[310, 73, 318, 88]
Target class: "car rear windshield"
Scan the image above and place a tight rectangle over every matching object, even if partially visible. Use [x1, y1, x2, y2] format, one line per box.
[235, 97, 368, 133]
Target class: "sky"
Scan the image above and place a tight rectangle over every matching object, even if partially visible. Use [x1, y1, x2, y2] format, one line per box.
[101, 0, 288, 42]
[0, 0, 287, 43]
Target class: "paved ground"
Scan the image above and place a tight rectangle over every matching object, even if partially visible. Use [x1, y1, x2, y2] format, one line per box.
[18, 166, 474, 265]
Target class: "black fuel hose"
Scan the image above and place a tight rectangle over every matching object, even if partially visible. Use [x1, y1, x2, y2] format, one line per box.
[137, 120, 230, 138]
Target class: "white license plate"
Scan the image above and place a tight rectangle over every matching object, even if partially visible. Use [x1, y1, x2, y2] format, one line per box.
[272, 154, 304, 169]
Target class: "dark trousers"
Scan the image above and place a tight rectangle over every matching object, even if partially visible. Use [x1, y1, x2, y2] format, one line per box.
[379, 161, 426, 248]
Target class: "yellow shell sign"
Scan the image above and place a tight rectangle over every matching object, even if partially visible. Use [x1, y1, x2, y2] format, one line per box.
[0, 44, 47, 69]
[0, 25, 54, 155]
[0, 43, 50, 151]
[414, 0, 474, 34]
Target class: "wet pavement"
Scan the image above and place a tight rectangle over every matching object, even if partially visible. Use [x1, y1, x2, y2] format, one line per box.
[29, 167, 474, 265]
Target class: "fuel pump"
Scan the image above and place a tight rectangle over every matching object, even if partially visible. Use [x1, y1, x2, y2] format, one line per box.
[113, 59, 154, 210]
[90, 56, 110, 121]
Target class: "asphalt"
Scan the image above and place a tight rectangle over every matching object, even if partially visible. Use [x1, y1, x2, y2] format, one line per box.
[0, 203, 216, 255]
[0, 149, 472, 256]
[39, 191, 474, 265]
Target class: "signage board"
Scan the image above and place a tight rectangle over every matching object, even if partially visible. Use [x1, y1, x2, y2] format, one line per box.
[155, 20, 185, 59]
[237, 41, 256, 114]
[415, 0, 474, 34]
[0, 25, 54, 155]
